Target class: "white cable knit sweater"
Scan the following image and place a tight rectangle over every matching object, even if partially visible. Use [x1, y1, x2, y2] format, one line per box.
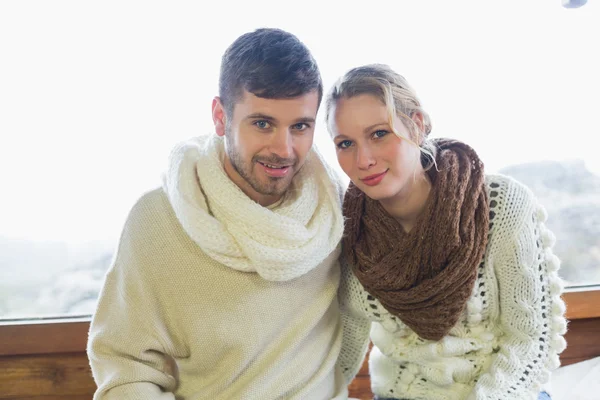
[87, 135, 370, 400]
[338, 174, 567, 400]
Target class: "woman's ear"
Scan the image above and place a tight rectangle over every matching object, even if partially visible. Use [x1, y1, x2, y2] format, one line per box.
[410, 111, 426, 145]
[411, 111, 424, 133]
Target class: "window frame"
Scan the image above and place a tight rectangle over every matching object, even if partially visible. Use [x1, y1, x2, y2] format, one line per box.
[0, 316, 90, 356]
[1, 289, 599, 356]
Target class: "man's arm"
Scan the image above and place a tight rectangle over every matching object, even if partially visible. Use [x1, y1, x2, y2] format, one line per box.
[87, 199, 178, 400]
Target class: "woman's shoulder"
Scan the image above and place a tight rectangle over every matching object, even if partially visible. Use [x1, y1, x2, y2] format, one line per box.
[485, 173, 536, 201]
[485, 173, 539, 213]
[484, 173, 547, 239]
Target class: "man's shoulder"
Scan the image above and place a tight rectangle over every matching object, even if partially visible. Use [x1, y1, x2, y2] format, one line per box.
[126, 187, 172, 225]
[131, 186, 170, 213]
[120, 187, 180, 246]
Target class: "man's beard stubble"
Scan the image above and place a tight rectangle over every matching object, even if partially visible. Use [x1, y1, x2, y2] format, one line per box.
[224, 129, 296, 197]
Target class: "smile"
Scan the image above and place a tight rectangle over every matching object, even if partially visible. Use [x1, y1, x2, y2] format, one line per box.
[261, 163, 286, 169]
[258, 161, 292, 178]
[360, 170, 388, 186]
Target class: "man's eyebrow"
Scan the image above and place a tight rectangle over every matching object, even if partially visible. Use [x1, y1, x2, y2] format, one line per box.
[295, 117, 316, 124]
[244, 114, 316, 125]
[244, 113, 278, 122]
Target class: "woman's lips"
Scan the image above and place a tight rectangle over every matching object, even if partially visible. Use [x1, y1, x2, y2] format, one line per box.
[360, 170, 388, 186]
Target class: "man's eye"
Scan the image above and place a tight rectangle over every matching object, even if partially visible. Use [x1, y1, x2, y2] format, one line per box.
[293, 123, 309, 130]
[254, 120, 271, 129]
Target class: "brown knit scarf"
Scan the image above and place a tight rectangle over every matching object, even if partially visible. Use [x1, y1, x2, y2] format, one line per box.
[343, 139, 489, 341]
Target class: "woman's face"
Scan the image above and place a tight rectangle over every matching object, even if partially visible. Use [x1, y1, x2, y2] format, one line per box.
[331, 94, 423, 201]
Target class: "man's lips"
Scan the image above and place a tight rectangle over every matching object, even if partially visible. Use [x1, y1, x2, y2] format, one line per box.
[258, 161, 292, 178]
[258, 161, 291, 169]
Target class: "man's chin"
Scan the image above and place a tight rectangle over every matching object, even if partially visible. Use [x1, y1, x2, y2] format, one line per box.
[253, 179, 292, 198]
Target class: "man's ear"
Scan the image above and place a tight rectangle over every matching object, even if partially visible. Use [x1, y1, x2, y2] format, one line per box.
[212, 97, 226, 137]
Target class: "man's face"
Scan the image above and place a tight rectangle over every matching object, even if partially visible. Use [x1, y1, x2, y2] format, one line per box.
[212, 90, 319, 206]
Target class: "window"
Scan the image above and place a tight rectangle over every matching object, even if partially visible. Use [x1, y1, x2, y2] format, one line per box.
[1, 0, 598, 320]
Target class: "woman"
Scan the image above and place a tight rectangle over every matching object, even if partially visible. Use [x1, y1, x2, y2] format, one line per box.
[328, 64, 567, 400]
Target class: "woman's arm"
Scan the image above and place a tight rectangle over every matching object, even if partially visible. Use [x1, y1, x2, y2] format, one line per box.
[337, 256, 372, 384]
[469, 189, 567, 400]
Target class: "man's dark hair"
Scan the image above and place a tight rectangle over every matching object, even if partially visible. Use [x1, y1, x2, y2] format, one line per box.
[219, 28, 323, 117]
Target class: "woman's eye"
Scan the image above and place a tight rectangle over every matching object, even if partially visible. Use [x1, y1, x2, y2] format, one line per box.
[373, 130, 388, 139]
[254, 120, 271, 129]
[337, 140, 353, 149]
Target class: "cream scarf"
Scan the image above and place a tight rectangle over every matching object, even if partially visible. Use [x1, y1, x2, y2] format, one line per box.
[163, 134, 344, 281]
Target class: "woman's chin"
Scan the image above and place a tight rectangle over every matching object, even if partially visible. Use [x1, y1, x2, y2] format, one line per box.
[356, 184, 396, 202]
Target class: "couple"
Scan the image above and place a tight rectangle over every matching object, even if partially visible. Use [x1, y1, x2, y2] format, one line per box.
[87, 28, 566, 400]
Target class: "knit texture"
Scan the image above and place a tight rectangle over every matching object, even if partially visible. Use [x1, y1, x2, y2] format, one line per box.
[87, 135, 369, 399]
[163, 134, 345, 281]
[339, 174, 567, 400]
[342, 139, 489, 341]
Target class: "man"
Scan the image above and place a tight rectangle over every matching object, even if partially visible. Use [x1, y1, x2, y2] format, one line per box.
[87, 28, 370, 400]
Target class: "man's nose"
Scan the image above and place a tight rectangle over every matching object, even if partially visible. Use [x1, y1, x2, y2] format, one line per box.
[270, 130, 294, 160]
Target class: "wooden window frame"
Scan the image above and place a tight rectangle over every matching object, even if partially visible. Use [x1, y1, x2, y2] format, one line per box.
[1, 289, 599, 356]
[0, 316, 90, 357]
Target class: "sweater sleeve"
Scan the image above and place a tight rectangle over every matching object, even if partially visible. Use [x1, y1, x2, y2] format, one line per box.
[336, 256, 372, 385]
[469, 193, 567, 400]
[87, 198, 178, 400]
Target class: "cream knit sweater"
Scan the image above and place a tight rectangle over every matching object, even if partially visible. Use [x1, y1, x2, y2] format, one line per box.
[338, 174, 567, 400]
[87, 135, 371, 400]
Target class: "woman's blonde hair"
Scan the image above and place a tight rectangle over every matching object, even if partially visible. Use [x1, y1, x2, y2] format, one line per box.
[325, 64, 436, 170]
